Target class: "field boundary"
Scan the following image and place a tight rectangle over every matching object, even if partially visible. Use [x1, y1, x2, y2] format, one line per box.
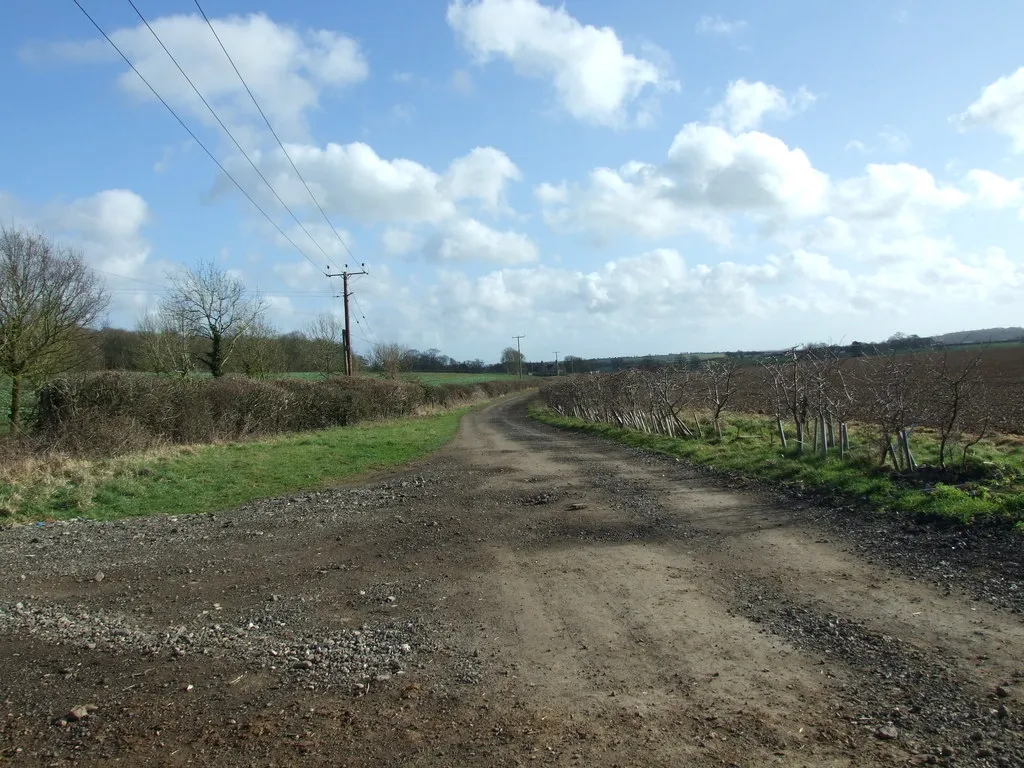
[529, 402, 1024, 533]
[1, 393, 532, 525]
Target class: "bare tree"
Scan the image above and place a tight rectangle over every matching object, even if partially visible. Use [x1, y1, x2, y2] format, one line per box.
[700, 359, 736, 439]
[0, 225, 109, 432]
[372, 342, 412, 379]
[306, 313, 346, 378]
[925, 351, 986, 469]
[762, 348, 810, 452]
[161, 260, 267, 377]
[137, 306, 197, 377]
[860, 351, 924, 470]
[234, 318, 284, 378]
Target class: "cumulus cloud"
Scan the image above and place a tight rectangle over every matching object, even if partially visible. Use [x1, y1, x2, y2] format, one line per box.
[538, 162, 732, 243]
[536, 76, 986, 250]
[441, 147, 522, 211]
[962, 169, 1024, 209]
[380, 228, 418, 257]
[429, 248, 780, 332]
[710, 79, 815, 133]
[42, 12, 367, 143]
[406, 236, 1024, 356]
[231, 142, 523, 228]
[831, 163, 968, 229]
[0, 189, 152, 277]
[0, 189, 167, 321]
[536, 122, 830, 244]
[426, 218, 539, 265]
[447, 0, 674, 126]
[665, 123, 829, 215]
[956, 66, 1024, 151]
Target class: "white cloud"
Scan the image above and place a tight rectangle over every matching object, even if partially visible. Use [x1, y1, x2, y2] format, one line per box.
[537, 88, 980, 253]
[778, 249, 853, 286]
[244, 143, 455, 224]
[831, 163, 968, 228]
[0, 189, 165, 320]
[666, 123, 830, 216]
[21, 190, 154, 278]
[537, 122, 830, 245]
[230, 142, 523, 228]
[441, 147, 522, 211]
[963, 169, 1024, 209]
[380, 228, 418, 257]
[695, 16, 747, 37]
[410, 236, 1024, 355]
[426, 218, 539, 265]
[271, 258, 322, 289]
[447, 0, 674, 126]
[50, 12, 368, 143]
[272, 220, 356, 264]
[710, 79, 815, 133]
[956, 66, 1024, 151]
[534, 181, 568, 205]
[844, 139, 870, 154]
[538, 162, 731, 243]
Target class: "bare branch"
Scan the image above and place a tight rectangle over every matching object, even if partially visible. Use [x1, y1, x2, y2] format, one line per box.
[0, 224, 109, 431]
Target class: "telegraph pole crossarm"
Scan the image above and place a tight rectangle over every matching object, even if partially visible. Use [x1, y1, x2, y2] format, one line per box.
[326, 263, 367, 376]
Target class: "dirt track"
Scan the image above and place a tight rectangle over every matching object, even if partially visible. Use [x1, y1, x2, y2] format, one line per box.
[1, 394, 1022, 767]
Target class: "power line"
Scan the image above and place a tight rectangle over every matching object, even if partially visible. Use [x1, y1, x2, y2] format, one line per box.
[70, 0, 324, 274]
[351, 294, 377, 345]
[124, 0, 334, 272]
[192, 0, 355, 267]
[97, 269, 337, 298]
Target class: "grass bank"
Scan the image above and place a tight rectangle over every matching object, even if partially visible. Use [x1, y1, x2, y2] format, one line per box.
[530, 403, 1024, 530]
[1, 406, 474, 524]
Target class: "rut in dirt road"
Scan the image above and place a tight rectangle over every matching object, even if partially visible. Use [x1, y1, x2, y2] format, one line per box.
[1, 394, 1022, 767]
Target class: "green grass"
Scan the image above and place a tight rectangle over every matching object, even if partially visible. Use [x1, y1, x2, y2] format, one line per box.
[2, 407, 474, 523]
[269, 371, 519, 384]
[400, 371, 520, 385]
[530, 403, 1024, 528]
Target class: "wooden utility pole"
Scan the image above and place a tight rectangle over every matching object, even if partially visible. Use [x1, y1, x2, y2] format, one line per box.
[326, 263, 367, 376]
[553, 351, 559, 376]
[513, 335, 525, 381]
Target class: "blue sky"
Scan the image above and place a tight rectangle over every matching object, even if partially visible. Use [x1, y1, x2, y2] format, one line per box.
[3, 0, 1024, 362]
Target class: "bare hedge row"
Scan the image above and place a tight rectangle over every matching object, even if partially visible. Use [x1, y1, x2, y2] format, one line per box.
[541, 348, 1021, 471]
[33, 373, 530, 456]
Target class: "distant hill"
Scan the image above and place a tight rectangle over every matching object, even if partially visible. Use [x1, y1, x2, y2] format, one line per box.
[931, 327, 1024, 345]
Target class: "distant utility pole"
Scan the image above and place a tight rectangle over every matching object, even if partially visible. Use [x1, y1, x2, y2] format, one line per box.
[553, 351, 560, 376]
[513, 335, 526, 381]
[326, 263, 367, 376]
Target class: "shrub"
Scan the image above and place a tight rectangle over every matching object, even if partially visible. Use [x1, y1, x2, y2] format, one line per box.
[32, 372, 532, 456]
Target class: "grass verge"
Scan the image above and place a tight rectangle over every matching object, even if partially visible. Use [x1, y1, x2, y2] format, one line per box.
[529, 403, 1024, 530]
[1, 406, 473, 524]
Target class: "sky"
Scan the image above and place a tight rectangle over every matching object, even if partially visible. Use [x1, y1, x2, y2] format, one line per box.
[2, 0, 1024, 363]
